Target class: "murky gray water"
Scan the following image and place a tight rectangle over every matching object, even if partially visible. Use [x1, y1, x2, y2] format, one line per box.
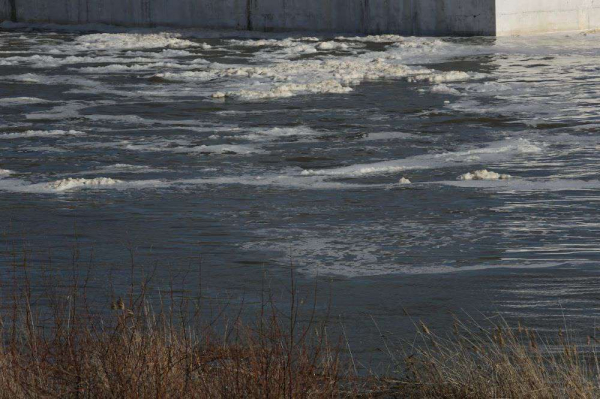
[2, 23, 600, 362]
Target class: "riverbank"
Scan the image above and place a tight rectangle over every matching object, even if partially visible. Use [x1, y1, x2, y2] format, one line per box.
[0, 259, 597, 398]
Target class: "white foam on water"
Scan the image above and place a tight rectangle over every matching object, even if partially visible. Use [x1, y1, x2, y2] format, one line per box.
[242, 126, 321, 142]
[79, 136, 264, 156]
[316, 41, 350, 51]
[0, 97, 52, 106]
[44, 177, 122, 191]
[78, 64, 162, 73]
[0, 169, 12, 177]
[398, 177, 411, 185]
[302, 138, 542, 177]
[178, 174, 381, 190]
[3, 73, 45, 83]
[0, 53, 172, 69]
[78, 59, 208, 73]
[124, 49, 194, 58]
[440, 179, 600, 192]
[214, 80, 353, 100]
[78, 164, 164, 175]
[74, 33, 200, 50]
[458, 169, 512, 181]
[301, 260, 572, 278]
[335, 34, 408, 43]
[430, 84, 461, 96]
[464, 81, 514, 94]
[155, 46, 477, 100]
[408, 71, 472, 84]
[0, 130, 85, 139]
[181, 144, 264, 155]
[0, 176, 170, 194]
[358, 132, 421, 141]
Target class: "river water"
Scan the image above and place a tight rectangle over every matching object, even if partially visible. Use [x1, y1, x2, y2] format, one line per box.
[2, 22, 600, 362]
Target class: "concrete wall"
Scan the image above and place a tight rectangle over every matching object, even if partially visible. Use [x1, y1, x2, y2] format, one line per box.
[7, 0, 497, 35]
[0, 0, 12, 22]
[6, 0, 600, 36]
[496, 0, 600, 35]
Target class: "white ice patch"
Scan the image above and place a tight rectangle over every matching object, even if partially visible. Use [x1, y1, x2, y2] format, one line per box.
[399, 177, 411, 184]
[0, 169, 12, 177]
[74, 33, 199, 50]
[458, 169, 512, 181]
[0, 130, 85, 139]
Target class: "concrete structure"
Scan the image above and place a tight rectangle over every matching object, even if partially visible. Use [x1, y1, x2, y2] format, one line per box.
[497, 0, 600, 35]
[0, 0, 599, 36]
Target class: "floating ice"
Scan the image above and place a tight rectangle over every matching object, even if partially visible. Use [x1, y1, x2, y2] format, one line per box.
[0, 169, 12, 177]
[458, 170, 512, 181]
[399, 177, 411, 184]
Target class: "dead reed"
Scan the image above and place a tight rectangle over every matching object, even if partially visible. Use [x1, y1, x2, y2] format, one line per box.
[0, 246, 364, 399]
[3, 244, 600, 398]
[389, 316, 600, 398]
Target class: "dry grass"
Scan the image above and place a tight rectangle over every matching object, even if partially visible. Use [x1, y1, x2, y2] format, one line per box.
[0, 309, 355, 398]
[0, 247, 366, 399]
[389, 317, 600, 399]
[3, 249, 600, 398]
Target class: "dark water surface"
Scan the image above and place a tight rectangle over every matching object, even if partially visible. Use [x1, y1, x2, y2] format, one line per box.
[2, 24, 600, 364]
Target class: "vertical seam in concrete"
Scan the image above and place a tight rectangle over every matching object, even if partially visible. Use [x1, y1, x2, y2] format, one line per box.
[410, 0, 416, 34]
[492, 0, 497, 36]
[246, 0, 253, 31]
[8, 0, 17, 22]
